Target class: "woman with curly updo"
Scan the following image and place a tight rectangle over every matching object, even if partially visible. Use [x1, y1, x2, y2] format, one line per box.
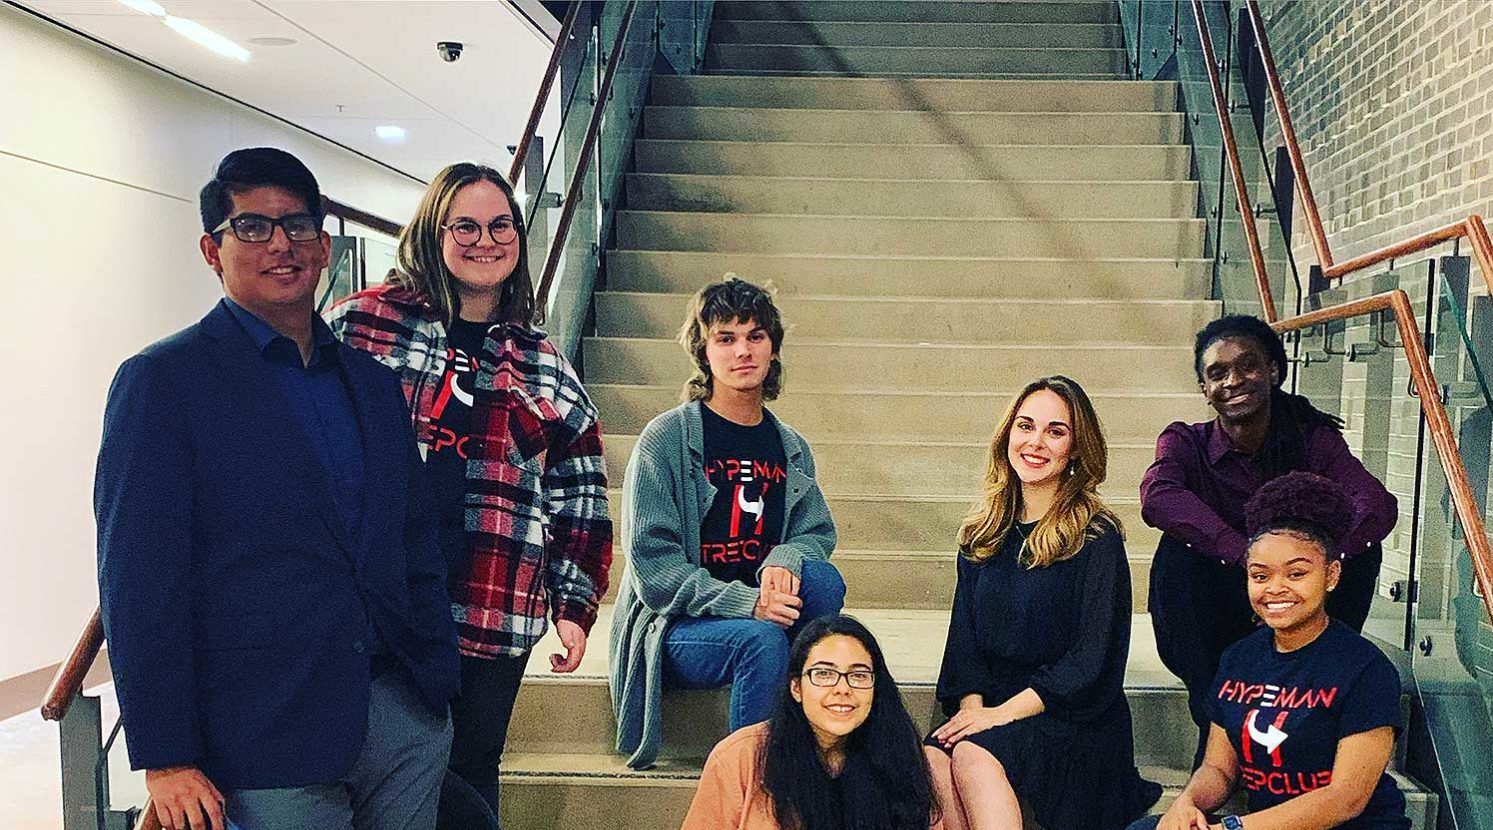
[1128, 472, 1409, 830]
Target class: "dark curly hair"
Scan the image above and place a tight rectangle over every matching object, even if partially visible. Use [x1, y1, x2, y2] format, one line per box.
[1194, 315, 1345, 478]
[1244, 471, 1353, 559]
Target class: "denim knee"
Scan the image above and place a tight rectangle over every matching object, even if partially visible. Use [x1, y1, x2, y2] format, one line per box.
[738, 620, 790, 670]
[798, 559, 847, 618]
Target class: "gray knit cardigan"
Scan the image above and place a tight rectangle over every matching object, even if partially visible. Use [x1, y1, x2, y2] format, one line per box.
[607, 401, 837, 768]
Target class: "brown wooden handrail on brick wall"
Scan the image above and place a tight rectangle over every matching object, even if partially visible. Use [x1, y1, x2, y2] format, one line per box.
[1241, 0, 1493, 297]
[1189, 0, 1493, 629]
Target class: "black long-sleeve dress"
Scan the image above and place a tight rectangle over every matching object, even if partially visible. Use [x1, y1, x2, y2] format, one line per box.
[929, 520, 1160, 830]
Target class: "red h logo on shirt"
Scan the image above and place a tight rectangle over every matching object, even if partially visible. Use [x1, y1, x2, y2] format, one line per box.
[1242, 709, 1291, 767]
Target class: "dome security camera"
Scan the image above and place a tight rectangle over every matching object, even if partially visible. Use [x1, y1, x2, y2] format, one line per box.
[437, 41, 464, 62]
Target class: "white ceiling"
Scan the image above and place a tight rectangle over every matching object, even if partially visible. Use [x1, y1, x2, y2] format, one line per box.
[17, 0, 559, 181]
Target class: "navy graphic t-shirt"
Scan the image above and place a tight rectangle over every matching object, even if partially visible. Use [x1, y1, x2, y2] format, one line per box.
[1209, 621, 1409, 829]
[427, 319, 489, 575]
[699, 405, 787, 587]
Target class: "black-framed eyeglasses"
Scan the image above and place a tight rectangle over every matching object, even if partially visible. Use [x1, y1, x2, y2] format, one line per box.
[212, 213, 323, 243]
[442, 217, 518, 247]
[803, 667, 875, 689]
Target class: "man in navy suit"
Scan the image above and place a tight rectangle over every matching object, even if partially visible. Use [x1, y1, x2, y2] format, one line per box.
[96, 148, 460, 830]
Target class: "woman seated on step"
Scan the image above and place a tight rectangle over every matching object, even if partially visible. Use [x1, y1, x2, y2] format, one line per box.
[1127, 472, 1409, 830]
[926, 375, 1161, 830]
[683, 614, 942, 830]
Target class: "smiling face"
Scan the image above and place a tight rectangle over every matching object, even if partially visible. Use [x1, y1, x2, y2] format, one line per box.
[1247, 531, 1340, 634]
[200, 186, 330, 318]
[1200, 335, 1279, 425]
[703, 316, 775, 398]
[440, 180, 520, 315]
[1006, 389, 1075, 488]
[791, 634, 876, 752]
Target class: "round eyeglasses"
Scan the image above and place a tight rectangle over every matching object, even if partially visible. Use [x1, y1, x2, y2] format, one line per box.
[212, 213, 323, 244]
[803, 667, 876, 689]
[442, 217, 518, 247]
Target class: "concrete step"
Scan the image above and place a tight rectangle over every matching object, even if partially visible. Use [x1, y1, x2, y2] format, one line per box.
[633, 140, 1195, 181]
[507, 608, 1184, 759]
[584, 336, 1198, 398]
[710, 19, 1124, 48]
[604, 250, 1212, 300]
[584, 337, 1197, 393]
[595, 292, 1217, 345]
[588, 385, 1210, 444]
[713, 0, 1118, 25]
[601, 544, 1156, 611]
[624, 174, 1201, 220]
[505, 675, 1188, 765]
[706, 44, 1128, 77]
[613, 211, 1206, 259]
[604, 487, 1158, 552]
[713, 68, 1126, 80]
[643, 105, 1186, 145]
[649, 75, 1178, 114]
[602, 433, 1155, 499]
[500, 757, 1434, 830]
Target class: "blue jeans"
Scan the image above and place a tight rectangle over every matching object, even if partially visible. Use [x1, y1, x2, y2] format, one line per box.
[663, 559, 847, 730]
[1126, 816, 1162, 830]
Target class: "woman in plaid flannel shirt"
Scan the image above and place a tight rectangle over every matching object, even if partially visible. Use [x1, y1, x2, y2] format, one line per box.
[328, 163, 612, 828]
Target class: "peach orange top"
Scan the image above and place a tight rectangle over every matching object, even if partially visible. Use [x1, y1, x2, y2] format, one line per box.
[680, 723, 944, 830]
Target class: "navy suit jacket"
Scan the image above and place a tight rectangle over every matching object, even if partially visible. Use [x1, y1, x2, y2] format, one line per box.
[96, 300, 460, 790]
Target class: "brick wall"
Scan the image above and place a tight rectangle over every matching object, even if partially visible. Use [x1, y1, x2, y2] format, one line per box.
[1261, 0, 1493, 262]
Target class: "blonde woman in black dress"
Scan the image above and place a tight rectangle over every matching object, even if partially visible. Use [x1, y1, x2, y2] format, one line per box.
[926, 375, 1159, 830]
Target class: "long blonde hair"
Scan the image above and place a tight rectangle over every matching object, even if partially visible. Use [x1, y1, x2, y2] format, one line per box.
[389, 163, 535, 327]
[958, 376, 1122, 567]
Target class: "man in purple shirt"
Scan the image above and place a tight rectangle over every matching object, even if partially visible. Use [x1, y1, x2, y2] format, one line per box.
[1139, 314, 1397, 768]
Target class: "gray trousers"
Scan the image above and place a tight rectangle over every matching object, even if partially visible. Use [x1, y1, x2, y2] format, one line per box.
[225, 671, 453, 830]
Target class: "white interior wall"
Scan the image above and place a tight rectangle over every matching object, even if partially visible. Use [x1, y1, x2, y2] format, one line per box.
[0, 5, 428, 681]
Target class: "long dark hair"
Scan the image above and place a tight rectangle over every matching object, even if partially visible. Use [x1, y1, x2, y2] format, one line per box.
[1193, 314, 1344, 478]
[758, 616, 938, 830]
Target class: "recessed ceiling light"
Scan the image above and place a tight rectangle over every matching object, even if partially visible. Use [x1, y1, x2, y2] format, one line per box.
[375, 125, 407, 142]
[117, 0, 166, 15]
[248, 36, 297, 47]
[163, 16, 252, 62]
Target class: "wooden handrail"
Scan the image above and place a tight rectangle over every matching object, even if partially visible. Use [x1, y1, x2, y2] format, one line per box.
[509, 0, 581, 184]
[534, 0, 642, 320]
[1239, 0, 1493, 299]
[1243, 0, 1331, 272]
[1190, 0, 1276, 323]
[40, 607, 104, 722]
[1272, 290, 1493, 631]
[322, 196, 403, 238]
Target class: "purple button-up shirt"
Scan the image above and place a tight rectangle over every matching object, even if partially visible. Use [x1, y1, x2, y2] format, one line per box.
[1139, 418, 1398, 565]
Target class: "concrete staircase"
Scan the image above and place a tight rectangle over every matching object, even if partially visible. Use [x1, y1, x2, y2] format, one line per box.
[498, 2, 1435, 827]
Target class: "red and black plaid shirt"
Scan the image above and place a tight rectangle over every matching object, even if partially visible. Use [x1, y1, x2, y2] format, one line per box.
[329, 286, 612, 657]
